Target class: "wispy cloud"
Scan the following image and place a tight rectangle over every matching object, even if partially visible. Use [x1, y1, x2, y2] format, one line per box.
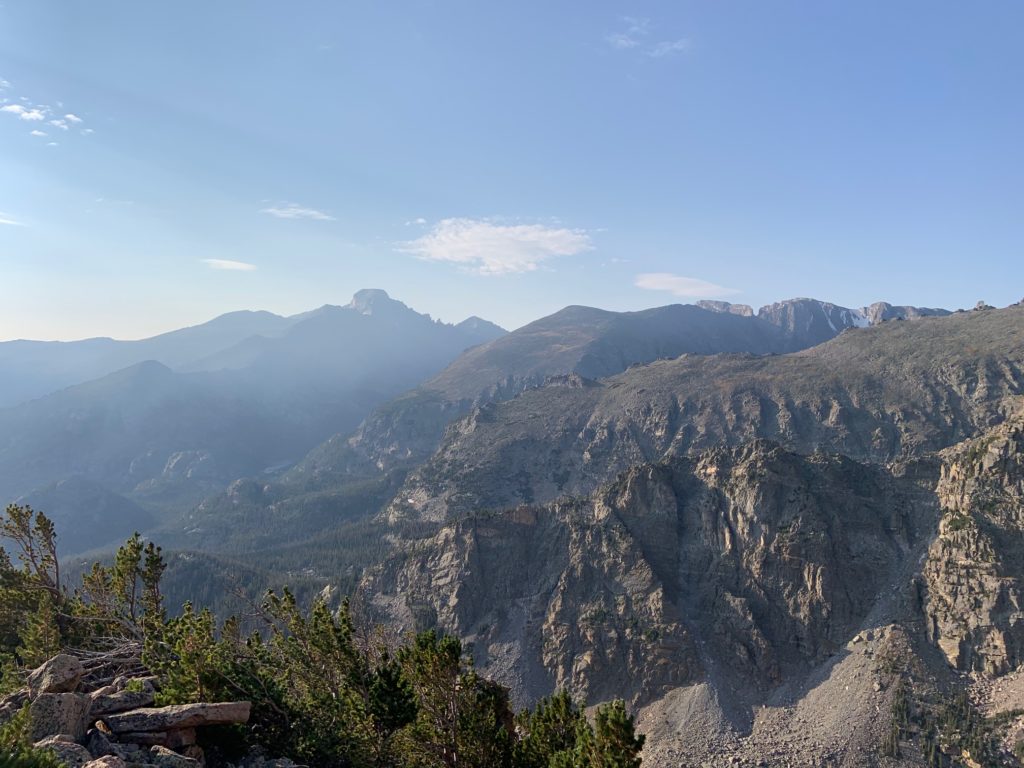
[399, 217, 593, 275]
[1, 104, 46, 121]
[0, 212, 25, 227]
[202, 258, 258, 271]
[0, 78, 92, 137]
[606, 17, 689, 59]
[648, 39, 690, 58]
[605, 17, 649, 50]
[634, 272, 738, 298]
[260, 202, 335, 221]
[29, 129, 46, 137]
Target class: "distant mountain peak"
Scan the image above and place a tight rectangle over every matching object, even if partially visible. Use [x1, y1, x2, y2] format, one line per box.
[696, 300, 754, 317]
[348, 289, 404, 315]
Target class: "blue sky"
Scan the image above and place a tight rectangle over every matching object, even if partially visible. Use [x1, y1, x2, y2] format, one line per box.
[1, 1, 1022, 339]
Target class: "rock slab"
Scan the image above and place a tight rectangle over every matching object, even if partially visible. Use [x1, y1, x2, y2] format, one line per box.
[104, 700, 251, 733]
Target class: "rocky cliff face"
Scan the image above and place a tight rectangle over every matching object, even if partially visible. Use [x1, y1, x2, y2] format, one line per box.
[923, 413, 1024, 675]
[363, 441, 927, 710]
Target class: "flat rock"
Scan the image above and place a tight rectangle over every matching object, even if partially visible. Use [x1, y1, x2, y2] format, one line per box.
[29, 692, 90, 742]
[104, 701, 251, 733]
[33, 734, 93, 766]
[28, 654, 84, 697]
[89, 688, 156, 718]
[150, 745, 201, 767]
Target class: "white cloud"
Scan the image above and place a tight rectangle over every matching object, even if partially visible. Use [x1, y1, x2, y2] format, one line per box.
[606, 16, 649, 49]
[404, 217, 428, 226]
[29, 129, 46, 137]
[634, 272, 739, 299]
[607, 17, 689, 59]
[0, 82, 91, 138]
[202, 258, 258, 271]
[400, 217, 593, 275]
[0, 212, 24, 226]
[260, 202, 335, 221]
[46, 142, 58, 146]
[81, 128, 94, 135]
[648, 39, 690, 58]
[1, 104, 46, 121]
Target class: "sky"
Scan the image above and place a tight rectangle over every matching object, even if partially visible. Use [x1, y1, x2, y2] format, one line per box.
[1, 1, 1022, 340]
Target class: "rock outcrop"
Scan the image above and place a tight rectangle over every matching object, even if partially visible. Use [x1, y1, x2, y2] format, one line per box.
[364, 440, 927, 709]
[2, 654, 255, 767]
[923, 414, 1024, 674]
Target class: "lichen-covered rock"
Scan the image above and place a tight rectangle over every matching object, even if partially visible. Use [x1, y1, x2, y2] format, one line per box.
[28, 654, 84, 697]
[29, 692, 90, 742]
[33, 734, 93, 766]
[89, 687, 156, 718]
[149, 745, 200, 767]
[103, 701, 251, 733]
[83, 757, 128, 768]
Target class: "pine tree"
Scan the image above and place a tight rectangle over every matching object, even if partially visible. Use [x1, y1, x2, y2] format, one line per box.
[592, 700, 645, 768]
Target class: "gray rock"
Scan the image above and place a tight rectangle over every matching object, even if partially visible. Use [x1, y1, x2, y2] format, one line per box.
[89, 687, 156, 718]
[83, 758, 128, 768]
[0, 688, 29, 727]
[149, 745, 200, 767]
[28, 654, 84, 697]
[33, 734, 93, 766]
[104, 701, 250, 733]
[29, 692, 90, 742]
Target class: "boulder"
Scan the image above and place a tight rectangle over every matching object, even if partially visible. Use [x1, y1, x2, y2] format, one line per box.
[89, 687, 156, 717]
[29, 692, 90, 742]
[33, 734, 93, 766]
[150, 745, 201, 767]
[83, 758, 128, 768]
[28, 654, 84, 697]
[86, 726, 114, 757]
[104, 701, 250, 733]
[0, 688, 29, 727]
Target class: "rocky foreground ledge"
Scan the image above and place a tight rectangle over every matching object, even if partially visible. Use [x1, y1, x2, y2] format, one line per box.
[1, 653, 296, 767]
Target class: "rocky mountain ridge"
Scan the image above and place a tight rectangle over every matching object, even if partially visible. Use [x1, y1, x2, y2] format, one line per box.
[391, 304, 1023, 523]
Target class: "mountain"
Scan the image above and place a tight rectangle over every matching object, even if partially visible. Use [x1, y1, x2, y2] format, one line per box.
[0, 309, 296, 408]
[0, 291, 504, 550]
[286, 298, 952, 490]
[0, 290, 507, 409]
[703, 298, 951, 349]
[16, 475, 157, 556]
[384, 304, 1017, 522]
[352, 305, 1024, 765]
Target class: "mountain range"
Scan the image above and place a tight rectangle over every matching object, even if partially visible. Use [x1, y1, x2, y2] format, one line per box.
[7, 289, 1024, 765]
